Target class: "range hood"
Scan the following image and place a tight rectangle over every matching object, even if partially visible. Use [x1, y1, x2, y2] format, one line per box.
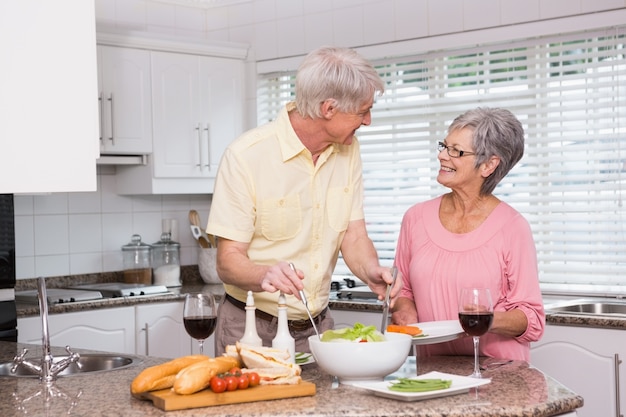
[97, 154, 148, 165]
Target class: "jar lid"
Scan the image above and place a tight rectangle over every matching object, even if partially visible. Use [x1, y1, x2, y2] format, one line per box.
[152, 232, 180, 249]
[122, 234, 152, 252]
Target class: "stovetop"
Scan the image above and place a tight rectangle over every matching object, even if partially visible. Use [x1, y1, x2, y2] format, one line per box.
[16, 288, 104, 304]
[16, 283, 171, 305]
[68, 283, 170, 297]
[331, 276, 380, 301]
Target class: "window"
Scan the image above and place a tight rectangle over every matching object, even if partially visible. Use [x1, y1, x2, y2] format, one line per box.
[257, 27, 626, 291]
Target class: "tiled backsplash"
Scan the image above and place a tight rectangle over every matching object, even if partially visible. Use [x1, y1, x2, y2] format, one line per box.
[14, 167, 211, 280]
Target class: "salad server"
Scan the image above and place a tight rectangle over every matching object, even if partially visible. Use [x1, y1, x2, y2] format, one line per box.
[380, 266, 398, 333]
[289, 262, 321, 340]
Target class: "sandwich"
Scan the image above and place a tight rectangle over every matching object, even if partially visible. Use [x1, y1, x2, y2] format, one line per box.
[225, 342, 302, 385]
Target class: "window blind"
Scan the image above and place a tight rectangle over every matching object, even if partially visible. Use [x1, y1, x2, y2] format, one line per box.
[257, 26, 626, 289]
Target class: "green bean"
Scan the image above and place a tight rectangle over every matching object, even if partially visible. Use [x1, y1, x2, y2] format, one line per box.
[388, 378, 452, 392]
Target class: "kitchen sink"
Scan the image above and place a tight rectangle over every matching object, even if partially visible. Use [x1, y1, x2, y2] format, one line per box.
[0, 354, 141, 378]
[545, 300, 626, 317]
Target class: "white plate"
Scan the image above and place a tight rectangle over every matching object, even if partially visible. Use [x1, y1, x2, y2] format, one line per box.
[410, 320, 465, 345]
[351, 371, 490, 401]
[295, 352, 315, 365]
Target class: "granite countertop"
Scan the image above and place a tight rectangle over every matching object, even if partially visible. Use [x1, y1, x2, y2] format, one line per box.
[0, 342, 582, 417]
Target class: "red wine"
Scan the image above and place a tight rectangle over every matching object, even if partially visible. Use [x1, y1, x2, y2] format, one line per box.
[458, 312, 493, 336]
[184, 316, 217, 340]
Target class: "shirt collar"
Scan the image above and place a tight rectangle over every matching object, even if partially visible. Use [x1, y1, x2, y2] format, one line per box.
[278, 101, 339, 163]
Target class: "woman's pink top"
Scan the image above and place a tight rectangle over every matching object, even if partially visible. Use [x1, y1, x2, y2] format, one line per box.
[395, 196, 545, 361]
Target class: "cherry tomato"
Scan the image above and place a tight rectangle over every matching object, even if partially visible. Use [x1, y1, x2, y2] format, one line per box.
[225, 375, 239, 391]
[237, 374, 249, 390]
[229, 367, 241, 376]
[247, 372, 260, 387]
[209, 376, 227, 393]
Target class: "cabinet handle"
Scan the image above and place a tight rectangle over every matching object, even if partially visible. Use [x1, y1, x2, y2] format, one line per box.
[107, 93, 114, 145]
[615, 353, 622, 417]
[203, 124, 210, 168]
[195, 123, 202, 167]
[143, 323, 149, 356]
[98, 92, 104, 143]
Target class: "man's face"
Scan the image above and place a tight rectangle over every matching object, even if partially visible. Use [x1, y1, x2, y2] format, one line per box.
[327, 98, 374, 145]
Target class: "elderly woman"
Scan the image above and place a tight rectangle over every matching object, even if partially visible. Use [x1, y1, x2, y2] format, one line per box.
[391, 107, 545, 361]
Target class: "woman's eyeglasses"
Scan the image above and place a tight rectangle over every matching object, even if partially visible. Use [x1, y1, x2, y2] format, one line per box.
[437, 141, 476, 158]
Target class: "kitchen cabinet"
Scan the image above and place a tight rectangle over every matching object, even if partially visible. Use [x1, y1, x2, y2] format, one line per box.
[97, 45, 152, 155]
[0, 0, 98, 193]
[530, 324, 624, 417]
[18, 307, 136, 355]
[135, 302, 198, 358]
[151, 51, 243, 179]
[115, 51, 245, 194]
[17, 301, 211, 358]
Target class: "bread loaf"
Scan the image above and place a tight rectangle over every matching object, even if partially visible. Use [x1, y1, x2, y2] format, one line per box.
[173, 355, 240, 395]
[130, 355, 207, 394]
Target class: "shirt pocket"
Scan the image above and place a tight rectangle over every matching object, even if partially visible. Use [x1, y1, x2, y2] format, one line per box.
[260, 194, 302, 240]
[327, 186, 353, 232]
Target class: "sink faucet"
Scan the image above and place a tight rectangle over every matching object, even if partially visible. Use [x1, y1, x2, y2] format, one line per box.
[12, 277, 80, 384]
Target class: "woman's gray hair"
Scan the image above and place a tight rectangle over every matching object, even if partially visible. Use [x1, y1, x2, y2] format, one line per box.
[449, 107, 525, 195]
[295, 46, 385, 119]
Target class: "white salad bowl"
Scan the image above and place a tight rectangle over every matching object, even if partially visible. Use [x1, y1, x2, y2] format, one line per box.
[308, 332, 412, 384]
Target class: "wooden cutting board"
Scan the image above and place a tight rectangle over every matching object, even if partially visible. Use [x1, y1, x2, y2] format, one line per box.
[134, 381, 316, 411]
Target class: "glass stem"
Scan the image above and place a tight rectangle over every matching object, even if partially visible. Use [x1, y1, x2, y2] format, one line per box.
[473, 336, 481, 377]
[199, 339, 204, 354]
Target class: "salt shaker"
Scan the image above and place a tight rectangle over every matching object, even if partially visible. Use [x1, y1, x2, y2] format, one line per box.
[239, 291, 262, 346]
[272, 292, 295, 363]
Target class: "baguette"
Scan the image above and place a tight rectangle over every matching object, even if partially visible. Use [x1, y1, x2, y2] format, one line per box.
[130, 355, 207, 394]
[173, 355, 240, 395]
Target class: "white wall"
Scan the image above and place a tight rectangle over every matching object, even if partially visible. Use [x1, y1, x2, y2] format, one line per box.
[15, 0, 626, 279]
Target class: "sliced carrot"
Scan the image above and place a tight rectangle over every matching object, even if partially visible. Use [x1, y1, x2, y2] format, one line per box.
[386, 324, 423, 336]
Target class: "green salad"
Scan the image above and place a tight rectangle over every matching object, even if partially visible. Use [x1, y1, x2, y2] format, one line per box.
[320, 322, 386, 342]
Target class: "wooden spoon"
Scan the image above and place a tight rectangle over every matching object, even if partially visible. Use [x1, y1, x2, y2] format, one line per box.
[188, 210, 201, 228]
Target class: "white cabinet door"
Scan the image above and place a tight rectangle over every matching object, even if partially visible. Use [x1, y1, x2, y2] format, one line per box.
[199, 56, 245, 176]
[18, 307, 136, 355]
[135, 302, 196, 358]
[0, 0, 98, 194]
[151, 51, 244, 180]
[530, 325, 624, 417]
[98, 45, 152, 155]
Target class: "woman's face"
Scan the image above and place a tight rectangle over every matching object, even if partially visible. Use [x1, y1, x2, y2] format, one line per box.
[436, 128, 482, 191]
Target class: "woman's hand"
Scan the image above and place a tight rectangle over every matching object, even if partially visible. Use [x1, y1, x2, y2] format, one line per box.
[390, 297, 418, 326]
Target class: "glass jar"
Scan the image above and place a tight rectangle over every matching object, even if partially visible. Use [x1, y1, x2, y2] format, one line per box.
[122, 234, 152, 284]
[152, 232, 181, 287]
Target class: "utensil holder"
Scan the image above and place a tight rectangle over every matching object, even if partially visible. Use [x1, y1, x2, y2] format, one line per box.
[198, 247, 221, 284]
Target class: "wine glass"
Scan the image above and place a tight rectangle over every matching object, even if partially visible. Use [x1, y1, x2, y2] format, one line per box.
[458, 287, 494, 378]
[183, 293, 217, 354]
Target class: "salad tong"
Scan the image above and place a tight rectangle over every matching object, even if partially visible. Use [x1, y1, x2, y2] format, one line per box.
[289, 263, 321, 340]
[380, 266, 398, 333]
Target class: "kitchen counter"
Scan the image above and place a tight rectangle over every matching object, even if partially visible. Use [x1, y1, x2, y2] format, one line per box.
[14, 271, 386, 318]
[16, 275, 626, 333]
[0, 341, 582, 417]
